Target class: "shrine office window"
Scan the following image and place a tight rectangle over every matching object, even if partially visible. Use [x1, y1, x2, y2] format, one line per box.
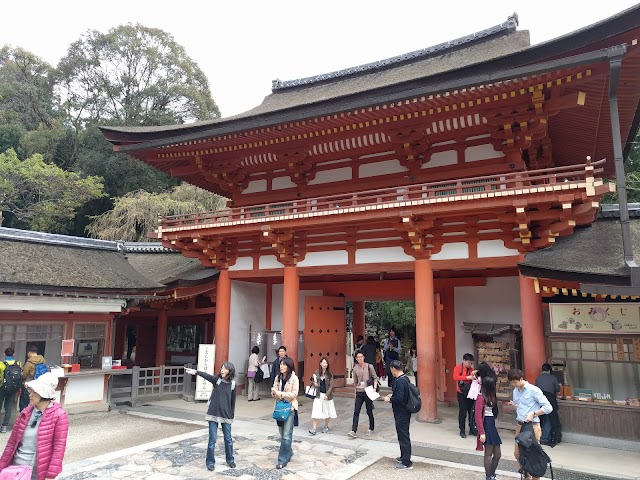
[550, 339, 639, 402]
[74, 323, 106, 367]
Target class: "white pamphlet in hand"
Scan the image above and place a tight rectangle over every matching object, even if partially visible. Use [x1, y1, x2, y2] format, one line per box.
[365, 385, 380, 401]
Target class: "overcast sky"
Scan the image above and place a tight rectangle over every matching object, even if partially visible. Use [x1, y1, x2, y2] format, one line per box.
[2, 1, 638, 117]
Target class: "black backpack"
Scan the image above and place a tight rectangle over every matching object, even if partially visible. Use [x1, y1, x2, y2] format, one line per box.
[405, 380, 422, 414]
[254, 366, 264, 384]
[2, 361, 22, 393]
[516, 423, 554, 479]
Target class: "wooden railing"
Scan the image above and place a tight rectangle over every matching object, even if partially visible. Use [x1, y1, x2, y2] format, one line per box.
[160, 160, 604, 230]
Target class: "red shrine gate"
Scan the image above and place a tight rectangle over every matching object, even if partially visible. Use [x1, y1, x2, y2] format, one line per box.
[100, 12, 640, 422]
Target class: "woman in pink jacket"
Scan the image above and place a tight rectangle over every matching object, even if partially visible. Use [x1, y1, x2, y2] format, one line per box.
[0, 372, 69, 480]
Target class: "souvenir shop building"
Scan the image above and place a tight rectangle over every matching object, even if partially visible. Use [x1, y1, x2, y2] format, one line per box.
[0, 228, 217, 411]
[100, 5, 640, 425]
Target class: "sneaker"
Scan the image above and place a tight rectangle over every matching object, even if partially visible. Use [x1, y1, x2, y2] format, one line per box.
[322, 427, 329, 433]
[207, 465, 215, 471]
[227, 462, 236, 468]
[460, 430, 467, 438]
[396, 463, 413, 470]
[309, 429, 317, 435]
[366, 429, 373, 435]
[395, 457, 402, 463]
[0, 426, 6, 433]
[347, 430, 357, 438]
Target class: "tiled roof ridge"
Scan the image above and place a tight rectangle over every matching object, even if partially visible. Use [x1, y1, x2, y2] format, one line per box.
[599, 203, 640, 218]
[0, 227, 120, 251]
[122, 242, 177, 253]
[0, 228, 177, 253]
[271, 13, 519, 92]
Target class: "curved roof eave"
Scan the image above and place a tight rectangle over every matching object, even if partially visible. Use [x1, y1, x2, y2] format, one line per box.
[100, 4, 640, 151]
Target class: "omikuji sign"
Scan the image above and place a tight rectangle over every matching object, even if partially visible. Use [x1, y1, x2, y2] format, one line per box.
[549, 303, 640, 334]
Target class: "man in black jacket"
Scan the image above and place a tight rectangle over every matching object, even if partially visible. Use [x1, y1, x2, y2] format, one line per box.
[271, 346, 288, 384]
[383, 360, 413, 470]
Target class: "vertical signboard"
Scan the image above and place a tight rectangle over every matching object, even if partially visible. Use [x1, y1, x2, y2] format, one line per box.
[195, 344, 215, 401]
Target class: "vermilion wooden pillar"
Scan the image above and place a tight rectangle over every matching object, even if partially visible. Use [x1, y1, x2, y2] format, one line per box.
[283, 265, 299, 368]
[215, 269, 231, 371]
[415, 258, 439, 422]
[519, 274, 547, 382]
[155, 309, 168, 367]
[352, 301, 365, 342]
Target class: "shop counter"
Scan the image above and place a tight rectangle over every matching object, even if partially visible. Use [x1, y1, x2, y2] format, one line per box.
[556, 399, 640, 440]
[56, 368, 132, 413]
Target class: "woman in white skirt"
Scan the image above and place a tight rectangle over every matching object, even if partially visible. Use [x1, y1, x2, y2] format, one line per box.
[309, 357, 337, 435]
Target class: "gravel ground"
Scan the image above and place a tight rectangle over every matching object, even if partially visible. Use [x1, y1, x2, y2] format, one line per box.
[0, 410, 203, 463]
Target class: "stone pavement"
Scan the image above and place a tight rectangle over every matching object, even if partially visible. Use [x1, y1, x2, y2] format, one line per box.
[55, 394, 639, 480]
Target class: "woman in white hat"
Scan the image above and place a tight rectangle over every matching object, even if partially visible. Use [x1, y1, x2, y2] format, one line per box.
[0, 372, 69, 479]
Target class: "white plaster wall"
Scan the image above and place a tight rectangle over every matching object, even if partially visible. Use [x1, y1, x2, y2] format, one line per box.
[229, 281, 267, 372]
[270, 286, 323, 361]
[359, 160, 405, 178]
[242, 179, 267, 194]
[477, 240, 520, 258]
[272, 176, 297, 190]
[423, 150, 457, 168]
[229, 256, 253, 271]
[297, 250, 348, 267]
[259, 255, 282, 269]
[64, 375, 104, 404]
[431, 242, 468, 260]
[356, 246, 413, 264]
[465, 144, 504, 163]
[308, 167, 352, 185]
[454, 277, 521, 361]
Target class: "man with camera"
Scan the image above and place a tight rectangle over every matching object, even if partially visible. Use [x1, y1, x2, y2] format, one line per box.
[453, 353, 477, 438]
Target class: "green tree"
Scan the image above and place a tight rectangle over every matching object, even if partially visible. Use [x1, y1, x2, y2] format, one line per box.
[0, 46, 66, 164]
[87, 183, 226, 241]
[57, 23, 220, 128]
[366, 301, 416, 329]
[0, 149, 104, 232]
[601, 128, 640, 204]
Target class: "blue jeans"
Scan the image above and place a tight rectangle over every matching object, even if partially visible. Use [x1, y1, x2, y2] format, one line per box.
[277, 411, 295, 465]
[540, 414, 551, 442]
[207, 421, 234, 467]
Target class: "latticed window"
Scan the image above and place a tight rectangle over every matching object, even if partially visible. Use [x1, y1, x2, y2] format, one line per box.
[430, 182, 457, 196]
[74, 323, 106, 340]
[462, 177, 500, 193]
[550, 340, 633, 362]
[0, 324, 63, 341]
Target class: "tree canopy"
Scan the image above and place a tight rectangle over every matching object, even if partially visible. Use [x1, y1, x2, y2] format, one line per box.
[0, 149, 104, 232]
[0, 23, 221, 235]
[57, 23, 220, 127]
[87, 183, 226, 241]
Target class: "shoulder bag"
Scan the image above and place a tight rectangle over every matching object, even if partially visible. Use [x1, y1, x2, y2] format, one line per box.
[272, 377, 292, 421]
[458, 364, 472, 396]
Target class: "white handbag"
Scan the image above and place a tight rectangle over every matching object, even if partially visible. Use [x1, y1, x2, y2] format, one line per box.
[467, 379, 481, 400]
[304, 384, 318, 399]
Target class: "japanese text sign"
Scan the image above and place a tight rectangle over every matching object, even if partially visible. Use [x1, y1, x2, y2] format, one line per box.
[549, 303, 640, 334]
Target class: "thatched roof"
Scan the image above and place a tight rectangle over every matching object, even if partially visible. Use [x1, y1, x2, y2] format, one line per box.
[0, 229, 213, 294]
[519, 205, 640, 285]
